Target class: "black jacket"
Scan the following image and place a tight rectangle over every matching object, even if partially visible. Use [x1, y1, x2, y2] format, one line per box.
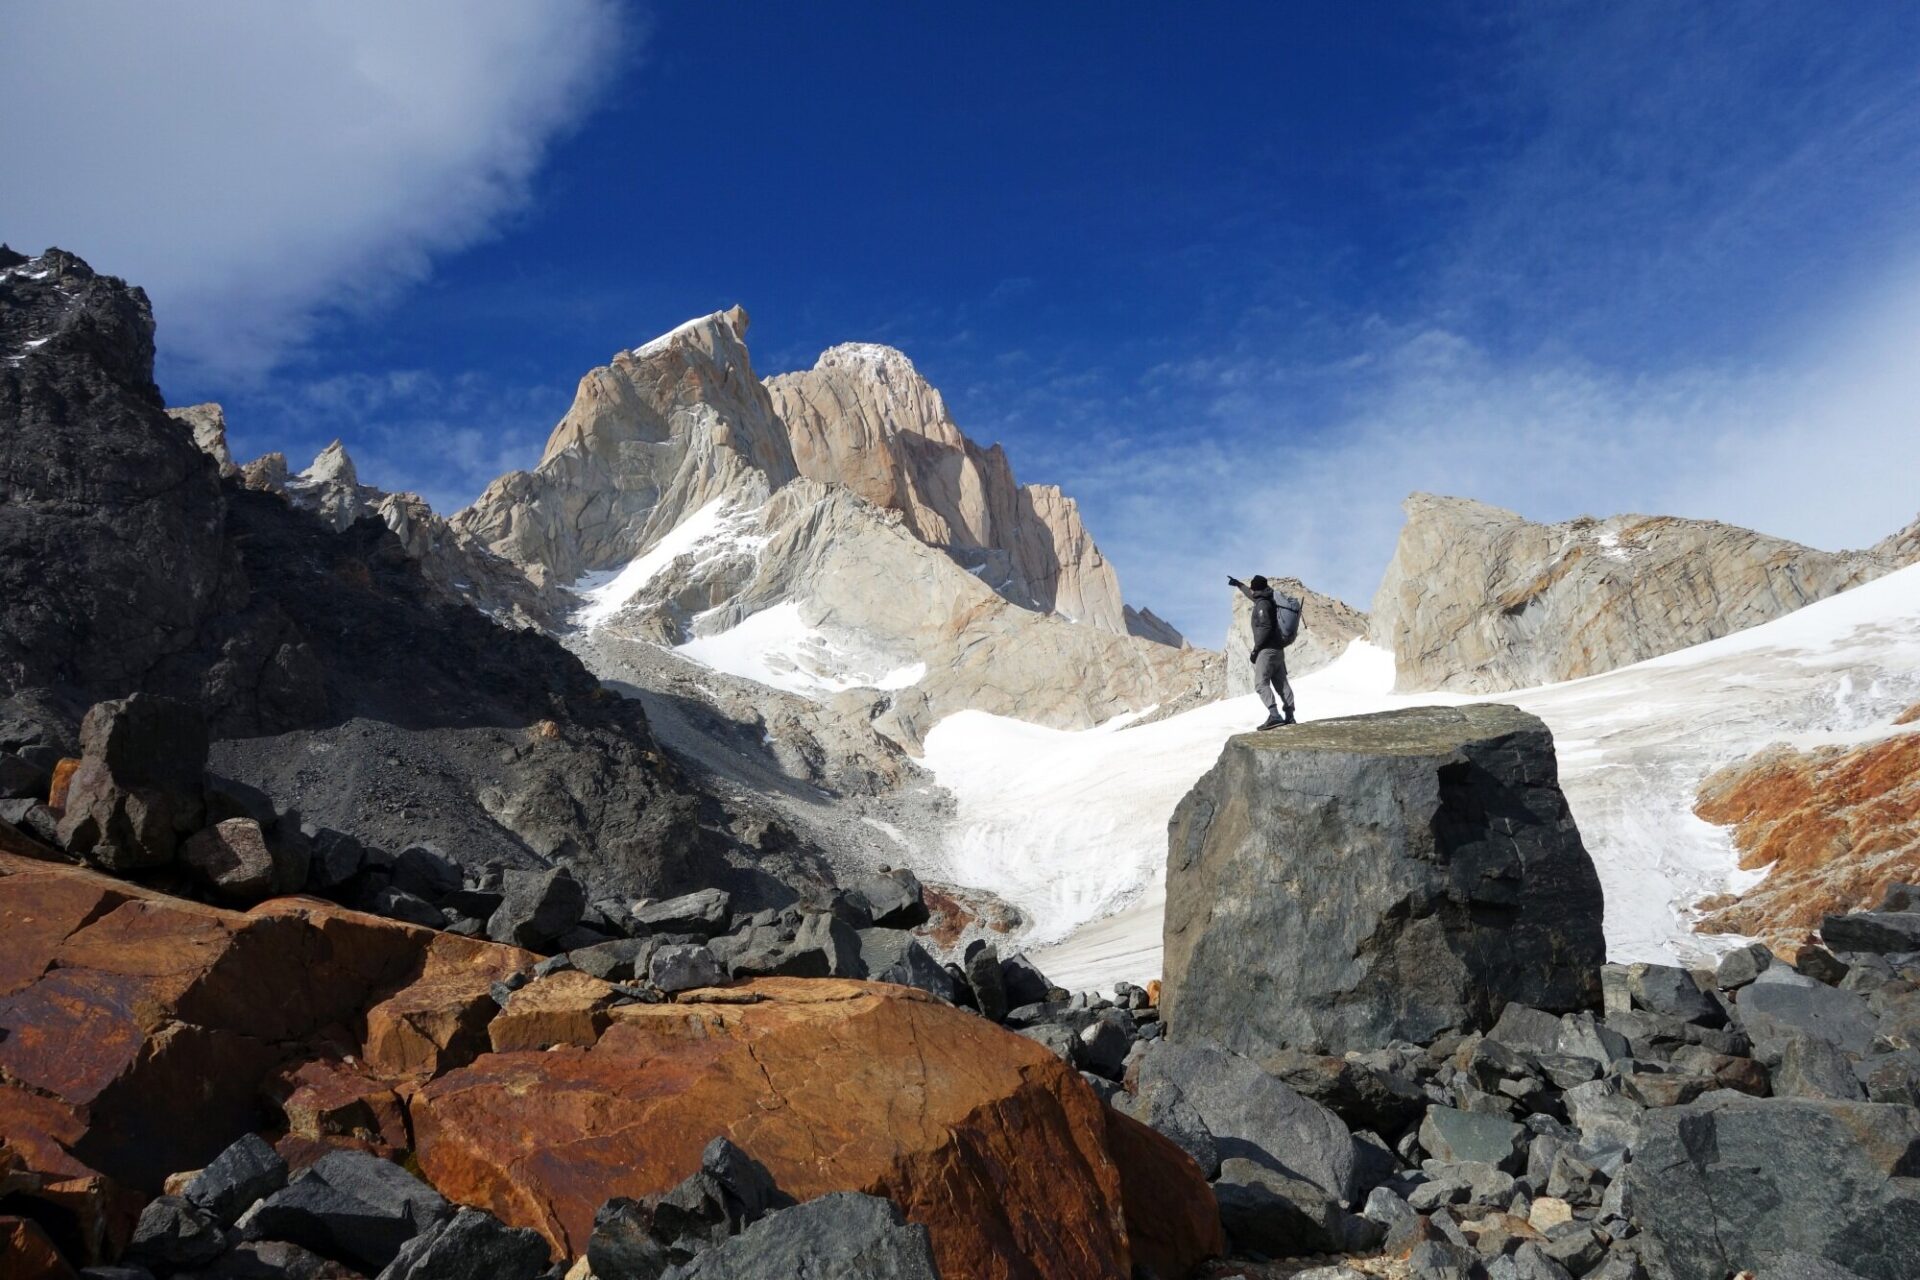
[1245, 587, 1280, 653]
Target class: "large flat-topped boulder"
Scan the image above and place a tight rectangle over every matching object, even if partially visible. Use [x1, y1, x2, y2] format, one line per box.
[1162, 704, 1605, 1055]
[412, 976, 1222, 1279]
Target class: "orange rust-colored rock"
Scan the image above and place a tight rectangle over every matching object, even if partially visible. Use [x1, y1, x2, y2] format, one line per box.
[1146, 979, 1162, 1007]
[268, 1059, 411, 1153]
[414, 977, 1215, 1279]
[1894, 701, 1920, 727]
[46, 760, 79, 813]
[362, 932, 531, 1079]
[1694, 729, 1920, 947]
[1101, 1106, 1225, 1276]
[487, 970, 614, 1053]
[0, 854, 528, 1190]
[0, 1133, 139, 1271]
[1, 1214, 76, 1280]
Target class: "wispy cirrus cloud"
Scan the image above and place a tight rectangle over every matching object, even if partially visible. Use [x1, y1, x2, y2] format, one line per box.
[0, 0, 634, 379]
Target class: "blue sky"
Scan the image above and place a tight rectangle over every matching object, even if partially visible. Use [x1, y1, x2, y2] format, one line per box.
[6, 2, 1919, 641]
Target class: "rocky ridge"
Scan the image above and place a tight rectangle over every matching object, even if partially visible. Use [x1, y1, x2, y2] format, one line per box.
[1372, 493, 1919, 694]
[767, 342, 1140, 637]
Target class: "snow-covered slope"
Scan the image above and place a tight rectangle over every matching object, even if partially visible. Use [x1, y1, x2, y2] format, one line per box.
[921, 564, 1920, 991]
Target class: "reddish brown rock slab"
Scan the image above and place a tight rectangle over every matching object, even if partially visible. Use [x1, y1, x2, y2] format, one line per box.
[1102, 1107, 1226, 1276]
[361, 932, 532, 1081]
[268, 1059, 411, 1152]
[414, 978, 1216, 1280]
[0, 1127, 140, 1270]
[1695, 730, 1920, 946]
[46, 760, 79, 813]
[487, 969, 613, 1054]
[0, 1214, 76, 1280]
[0, 854, 532, 1190]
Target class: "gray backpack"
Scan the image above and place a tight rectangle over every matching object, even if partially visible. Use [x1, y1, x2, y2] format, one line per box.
[1275, 594, 1303, 647]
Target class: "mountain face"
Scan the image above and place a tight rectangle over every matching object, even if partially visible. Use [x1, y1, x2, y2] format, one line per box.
[767, 343, 1138, 637]
[1221, 577, 1369, 698]
[457, 306, 796, 588]
[1371, 493, 1918, 693]
[0, 248, 782, 905]
[453, 310, 1215, 759]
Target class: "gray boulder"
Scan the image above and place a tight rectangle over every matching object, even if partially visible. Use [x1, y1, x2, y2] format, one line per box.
[184, 1132, 288, 1224]
[716, 912, 863, 979]
[1714, 942, 1773, 989]
[660, 1192, 938, 1280]
[374, 1207, 549, 1280]
[572, 937, 651, 982]
[1113, 1075, 1220, 1178]
[1132, 1040, 1360, 1203]
[1627, 1093, 1920, 1280]
[1732, 967, 1879, 1054]
[179, 818, 277, 901]
[635, 888, 732, 936]
[1773, 1033, 1867, 1101]
[1823, 909, 1920, 954]
[589, 1136, 788, 1279]
[650, 944, 725, 993]
[486, 867, 586, 949]
[1419, 1106, 1526, 1171]
[125, 1195, 228, 1269]
[238, 1149, 451, 1271]
[850, 869, 929, 930]
[391, 846, 462, 902]
[855, 929, 960, 1003]
[1621, 963, 1721, 1026]
[1163, 705, 1604, 1056]
[1213, 1158, 1348, 1257]
[1077, 1008, 1133, 1080]
[999, 953, 1052, 1008]
[369, 886, 449, 930]
[963, 942, 1008, 1022]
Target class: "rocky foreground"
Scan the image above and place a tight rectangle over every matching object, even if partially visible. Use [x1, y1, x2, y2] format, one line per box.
[6, 697, 1920, 1279]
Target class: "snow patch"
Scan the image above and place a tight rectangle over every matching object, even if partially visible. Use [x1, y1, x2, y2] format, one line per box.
[570, 500, 766, 630]
[922, 565, 1920, 991]
[675, 602, 927, 698]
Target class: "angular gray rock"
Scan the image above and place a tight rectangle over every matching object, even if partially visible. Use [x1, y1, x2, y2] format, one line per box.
[1621, 963, 1721, 1026]
[125, 1195, 229, 1269]
[1164, 704, 1605, 1055]
[56, 693, 210, 871]
[185, 1132, 288, 1224]
[660, 1191, 938, 1280]
[1113, 1075, 1220, 1178]
[373, 1207, 549, 1280]
[1822, 909, 1920, 954]
[635, 888, 732, 936]
[1732, 967, 1879, 1054]
[1627, 1093, 1920, 1280]
[1419, 1107, 1526, 1171]
[1772, 1034, 1866, 1101]
[238, 1149, 451, 1272]
[1212, 1157, 1348, 1257]
[650, 944, 725, 993]
[180, 818, 278, 902]
[487, 867, 586, 949]
[851, 868, 929, 930]
[855, 929, 960, 1003]
[963, 942, 1009, 1022]
[1132, 1040, 1360, 1203]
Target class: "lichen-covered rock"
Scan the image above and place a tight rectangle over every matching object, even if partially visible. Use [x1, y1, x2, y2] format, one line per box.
[1163, 704, 1605, 1055]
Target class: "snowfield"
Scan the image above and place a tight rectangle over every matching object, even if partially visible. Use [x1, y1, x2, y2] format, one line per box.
[924, 564, 1920, 992]
[676, 601, 927, 697]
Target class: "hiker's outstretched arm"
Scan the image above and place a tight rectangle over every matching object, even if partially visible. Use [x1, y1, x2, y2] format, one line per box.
[1227, 576, 1253, 600]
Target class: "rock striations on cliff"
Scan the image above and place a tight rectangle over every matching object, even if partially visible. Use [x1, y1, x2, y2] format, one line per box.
[1371, 492, 1919, 693]
[768, 342, 1136, 637]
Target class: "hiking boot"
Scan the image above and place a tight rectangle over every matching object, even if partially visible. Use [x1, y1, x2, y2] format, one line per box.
[1282, 710, 1297, 725]
[1256, 712, 1285, 731]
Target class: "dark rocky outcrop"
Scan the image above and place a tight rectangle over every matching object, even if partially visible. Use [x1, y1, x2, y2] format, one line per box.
[1163, 704, 1606, 1056]
[1627, 1093, 1920, 1280]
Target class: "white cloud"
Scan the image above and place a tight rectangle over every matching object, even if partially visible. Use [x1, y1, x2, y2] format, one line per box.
[0, 0, 629, 377]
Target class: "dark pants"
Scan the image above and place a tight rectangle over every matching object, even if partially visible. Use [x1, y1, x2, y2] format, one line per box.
[1254, 647, 1293, 716]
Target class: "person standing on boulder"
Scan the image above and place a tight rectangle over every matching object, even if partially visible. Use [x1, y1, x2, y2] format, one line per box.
[1229, 575, 1298, 731]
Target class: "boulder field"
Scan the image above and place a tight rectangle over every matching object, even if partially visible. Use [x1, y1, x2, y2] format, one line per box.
[0, 851, 1220, 1279]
